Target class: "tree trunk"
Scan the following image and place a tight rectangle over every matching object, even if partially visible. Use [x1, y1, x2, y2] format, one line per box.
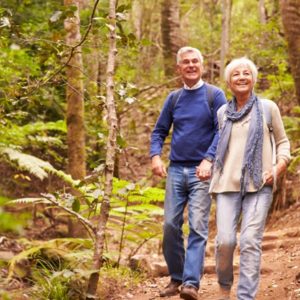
[64, 0, 86, 179]
[280, 0, 300, 104]
[132, 0, 143, 40]
[161, 0, 183, 77]
[130, 0, 161, 77]
[220, 0, 232, 80]
[86, 0, 118, 298]
[258, 0, 267, 24]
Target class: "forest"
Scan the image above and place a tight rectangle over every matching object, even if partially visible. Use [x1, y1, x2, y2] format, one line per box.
[0, 0, 299, 299]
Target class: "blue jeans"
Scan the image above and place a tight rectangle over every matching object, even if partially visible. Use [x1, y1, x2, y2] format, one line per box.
[215, 187, 273, 300]
[163, 164, 211, 289]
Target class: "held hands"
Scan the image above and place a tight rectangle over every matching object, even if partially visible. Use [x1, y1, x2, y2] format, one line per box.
[196, 159, 212, 181]
[151, 155, 167, 177]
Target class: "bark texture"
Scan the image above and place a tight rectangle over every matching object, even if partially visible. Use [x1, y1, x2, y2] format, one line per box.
[64, 0, 86, 179]
[259, 0, 267, 24]
[280, 0, 300, 104]
[161, 0, 183, 77]
[86, 0, 118, 298]
[220, 0, 232, 80]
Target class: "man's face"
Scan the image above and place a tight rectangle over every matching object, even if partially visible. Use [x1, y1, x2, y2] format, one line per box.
[177, 51, 203, 88]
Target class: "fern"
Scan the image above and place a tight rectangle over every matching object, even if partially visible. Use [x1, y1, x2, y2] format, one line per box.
[0, 121, 66, 147]
[3, 151, 166, 266]
[1, 147, 55, 180]
[8, 238, 94, 280]
[9, 197, 51, 205]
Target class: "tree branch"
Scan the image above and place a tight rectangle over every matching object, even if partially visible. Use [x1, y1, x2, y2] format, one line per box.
[42, 194, 96, 240]
[25, 0, 101, 95]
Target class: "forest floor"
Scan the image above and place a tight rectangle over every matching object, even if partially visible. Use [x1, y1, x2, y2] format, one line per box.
[118, 201, 300, 300]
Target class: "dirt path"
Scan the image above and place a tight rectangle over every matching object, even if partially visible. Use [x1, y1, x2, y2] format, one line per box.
[121, 224, 300, 300]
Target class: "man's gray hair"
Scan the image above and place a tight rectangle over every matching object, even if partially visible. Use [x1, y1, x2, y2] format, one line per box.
[224, 57, 258, 84]
[176, 46, 204, 64]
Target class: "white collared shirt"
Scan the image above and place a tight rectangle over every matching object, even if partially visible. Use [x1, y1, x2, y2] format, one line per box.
[184, 79, 204, 90]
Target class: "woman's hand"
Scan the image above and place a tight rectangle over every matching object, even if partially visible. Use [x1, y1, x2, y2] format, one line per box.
[263, 170, 274, 186]
[263, 158, 288, 186]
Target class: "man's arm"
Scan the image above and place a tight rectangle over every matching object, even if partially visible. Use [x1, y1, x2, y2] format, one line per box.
[204, 89, 227, 159]
[197, 88, 227, 180]
[150, 94, 173, 176]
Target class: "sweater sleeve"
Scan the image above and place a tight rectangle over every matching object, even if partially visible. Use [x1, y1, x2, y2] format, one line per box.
[149, 94, 173, 158]
[270, 101, 291, 163]
[204, 88, 228, 159]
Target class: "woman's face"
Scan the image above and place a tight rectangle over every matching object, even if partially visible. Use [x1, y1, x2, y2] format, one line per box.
[228, 64, 254, 98]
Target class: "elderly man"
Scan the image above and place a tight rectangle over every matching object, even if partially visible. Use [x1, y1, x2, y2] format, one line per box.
[150, 46, 227, 300]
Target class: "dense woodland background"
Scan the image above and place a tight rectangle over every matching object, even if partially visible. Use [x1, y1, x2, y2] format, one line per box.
[0, 0, 300, 299]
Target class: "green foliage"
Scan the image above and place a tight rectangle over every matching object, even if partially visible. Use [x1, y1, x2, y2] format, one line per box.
[5, 148, 165, 264]
[0, 195, 29, 233]
[8, 238, 94, 280]
[108, 178, 164, 263]
[5, 235, 142, 299]
[5, 238, 93, 300]
[0, 290, 11, 300]
[1, 1, 299, 297]
[0, 121, 66, 145]
[0, 119, 67, 170]
[1, 147, 55, 180]
[263, 61, 294, 101]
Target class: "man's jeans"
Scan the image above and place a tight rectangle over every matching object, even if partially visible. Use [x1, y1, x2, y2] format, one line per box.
[215, 186, 273, 300]
[163, 164, 211, 289]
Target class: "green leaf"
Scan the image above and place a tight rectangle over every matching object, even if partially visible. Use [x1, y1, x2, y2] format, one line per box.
[72, 198, 81, 212]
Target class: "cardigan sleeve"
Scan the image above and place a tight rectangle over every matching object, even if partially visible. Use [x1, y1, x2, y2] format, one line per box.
[269, 101, 291, 163]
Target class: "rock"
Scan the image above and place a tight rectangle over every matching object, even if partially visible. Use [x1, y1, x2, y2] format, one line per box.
[204, 264, 215, 274]
[284, 230, 300, 238]
[262, 242, 278, 251]
[296, 272, 300, 283]
[261, 267, 273, 274]
[129, 254, 168, 277]
[263, 234, 279, 241]
[0, 251, 15, 261]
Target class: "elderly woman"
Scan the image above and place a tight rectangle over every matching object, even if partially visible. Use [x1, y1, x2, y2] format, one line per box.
[209, 57, 290, 300]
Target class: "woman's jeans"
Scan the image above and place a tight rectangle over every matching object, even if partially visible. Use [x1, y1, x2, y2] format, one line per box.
[163, 164, 211, 289]
[215, 186, 273, 300]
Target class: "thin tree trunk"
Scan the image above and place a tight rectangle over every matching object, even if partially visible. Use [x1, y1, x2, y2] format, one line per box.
[220, 0, 232, 80]
[280, 0, 300, 104]
[161, 0, 183, 77]
[64, 0, 86, 180]
[259, 0, 267, 24]
[132, 0, 142, 40]
[86, 0, 118, 298]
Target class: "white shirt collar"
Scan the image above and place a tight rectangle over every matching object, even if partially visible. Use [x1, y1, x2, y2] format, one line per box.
[184, 79, 204, 90]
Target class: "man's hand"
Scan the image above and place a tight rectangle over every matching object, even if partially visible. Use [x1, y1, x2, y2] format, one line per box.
[151, 155, 167, 177]
[196, 159, 212, 181]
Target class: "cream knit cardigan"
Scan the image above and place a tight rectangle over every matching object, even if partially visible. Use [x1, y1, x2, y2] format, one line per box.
[209, 100, 290, 194]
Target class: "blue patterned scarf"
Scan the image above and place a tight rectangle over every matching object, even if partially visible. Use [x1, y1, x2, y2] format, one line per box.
[214, 94, 264, 196]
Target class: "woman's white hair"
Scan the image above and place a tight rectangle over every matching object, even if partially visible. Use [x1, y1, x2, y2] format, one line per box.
[224, 57, 258, 84]
[176, 46, 204, 64]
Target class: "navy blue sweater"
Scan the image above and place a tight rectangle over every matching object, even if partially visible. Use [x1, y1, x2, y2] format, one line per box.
[150, 83, 227, 164]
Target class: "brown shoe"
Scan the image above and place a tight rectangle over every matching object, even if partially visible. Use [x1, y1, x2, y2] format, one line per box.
[180, 285, 198, 300]
[159, 280, 181, 297]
